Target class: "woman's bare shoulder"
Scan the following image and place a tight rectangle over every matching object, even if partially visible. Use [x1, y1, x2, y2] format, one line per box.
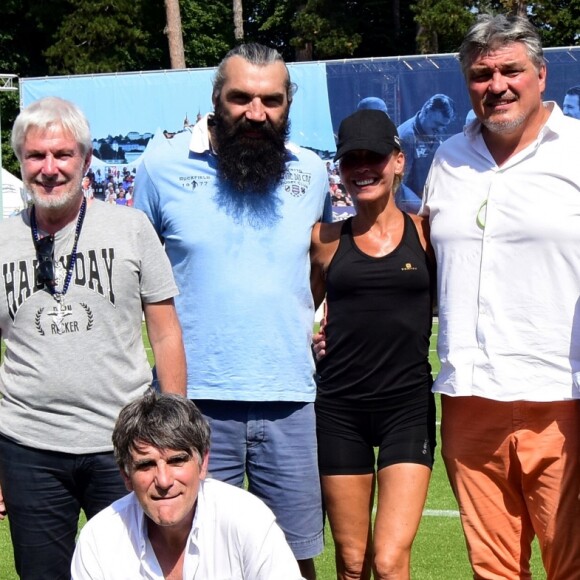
[408, 213, 431, 253]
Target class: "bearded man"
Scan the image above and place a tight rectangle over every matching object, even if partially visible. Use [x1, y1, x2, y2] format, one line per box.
[134, 43, 331, 579]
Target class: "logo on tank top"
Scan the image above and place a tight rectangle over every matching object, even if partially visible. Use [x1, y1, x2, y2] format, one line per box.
[401, 262, 418, 271]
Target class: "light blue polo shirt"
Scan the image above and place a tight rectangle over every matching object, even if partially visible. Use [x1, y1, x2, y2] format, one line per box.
[134, 117, 331, 401]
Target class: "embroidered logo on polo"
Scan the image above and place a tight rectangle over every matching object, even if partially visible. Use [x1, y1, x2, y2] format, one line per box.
[176, 170, 312, 197]
[283, 168, 312, 198]
[401, 262, 418, 271]
[178, 175, 211, 190]
[2, 248, 116, 332]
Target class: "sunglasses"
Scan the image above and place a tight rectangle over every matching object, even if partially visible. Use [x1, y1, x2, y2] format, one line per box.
[35, 235, 56, 287]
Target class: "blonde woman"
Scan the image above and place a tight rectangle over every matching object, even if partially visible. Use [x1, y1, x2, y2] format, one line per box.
[311, 109, 435, 580]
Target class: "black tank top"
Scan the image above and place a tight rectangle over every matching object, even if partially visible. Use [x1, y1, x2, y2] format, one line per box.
[316, 214, 434, 411]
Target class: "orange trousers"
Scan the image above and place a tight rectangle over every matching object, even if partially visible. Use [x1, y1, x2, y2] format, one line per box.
[441, 395, 580, 580]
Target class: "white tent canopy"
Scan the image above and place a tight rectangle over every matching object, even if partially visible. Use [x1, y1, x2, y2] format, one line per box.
[1, 168, 27, 218]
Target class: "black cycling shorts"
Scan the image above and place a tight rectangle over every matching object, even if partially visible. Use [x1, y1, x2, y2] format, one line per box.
[315, 394, 436, 476]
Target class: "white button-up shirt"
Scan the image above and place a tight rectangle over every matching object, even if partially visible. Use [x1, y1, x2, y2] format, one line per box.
[422, 103, 580, 401]
[71, 479, 303, 579]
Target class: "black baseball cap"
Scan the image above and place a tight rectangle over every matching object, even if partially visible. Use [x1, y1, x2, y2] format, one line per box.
[334, 109, 401, 161]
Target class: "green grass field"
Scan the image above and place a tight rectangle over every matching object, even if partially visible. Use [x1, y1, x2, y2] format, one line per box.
[0, 323, 546, 579]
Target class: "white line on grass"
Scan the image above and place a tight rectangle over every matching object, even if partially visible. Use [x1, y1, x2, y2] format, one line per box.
[372, 507, 459, 517]
[422, 509, 459, 517]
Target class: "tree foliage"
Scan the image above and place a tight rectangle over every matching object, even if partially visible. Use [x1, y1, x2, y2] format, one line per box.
[412, 0, 476, 54]
[180, 0, 234, 68]
[529, 0, 580, 47]
[289, 0, 362, 60]
[0, 92, 20, 176]
[244, 0, 417, 61]
[0, 0, 577, 77]
[412, 1, 579, 54]
[44, 0, 164, 75]
[352, 0, 417, 57]
[243, 0, 299, 60]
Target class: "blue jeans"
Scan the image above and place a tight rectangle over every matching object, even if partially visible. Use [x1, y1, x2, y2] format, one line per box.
[0, 435, 127, 579]
[195, 400, 324, 560]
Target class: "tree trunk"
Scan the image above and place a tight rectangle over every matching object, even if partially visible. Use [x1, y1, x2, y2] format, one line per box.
[392, 0, 400, 38]
[293, 3, 313, 61]
[164, 0, 186, 69]
[500, 0, 528, 17]
[295, 42, 313, 61]
[516, 0, 527, 16]
[233, 0, 244, 42]
[416, 24, 438, 55]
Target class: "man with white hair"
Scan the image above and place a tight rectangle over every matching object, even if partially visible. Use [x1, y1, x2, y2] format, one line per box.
[0, 96, 186, 579]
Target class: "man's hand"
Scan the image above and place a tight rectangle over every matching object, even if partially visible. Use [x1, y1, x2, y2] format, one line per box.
[0, 483, 6, 520]
[312, 318, 327, 361]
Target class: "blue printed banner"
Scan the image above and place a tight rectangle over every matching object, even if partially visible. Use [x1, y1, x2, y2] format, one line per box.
[21, 48, 580, 218]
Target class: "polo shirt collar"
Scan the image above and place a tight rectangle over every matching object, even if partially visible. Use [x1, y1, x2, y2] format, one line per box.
[188, 113, 299, 161]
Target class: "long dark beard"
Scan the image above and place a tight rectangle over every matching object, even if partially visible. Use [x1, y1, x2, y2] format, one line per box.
[211, 104, 290, 227]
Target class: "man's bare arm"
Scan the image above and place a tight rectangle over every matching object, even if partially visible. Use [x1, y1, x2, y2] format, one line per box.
[143, 299, 187, 396]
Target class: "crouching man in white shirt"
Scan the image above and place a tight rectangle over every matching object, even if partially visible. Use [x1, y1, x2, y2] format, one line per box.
[71, 390, 303, 580]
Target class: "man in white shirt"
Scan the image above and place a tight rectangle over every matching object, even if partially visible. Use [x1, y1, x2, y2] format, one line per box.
[422, 13, 580, 580]
[71, 391, 303, 580]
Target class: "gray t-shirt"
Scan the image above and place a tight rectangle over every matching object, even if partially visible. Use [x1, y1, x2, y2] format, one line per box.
[0, 201, 178, 453]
